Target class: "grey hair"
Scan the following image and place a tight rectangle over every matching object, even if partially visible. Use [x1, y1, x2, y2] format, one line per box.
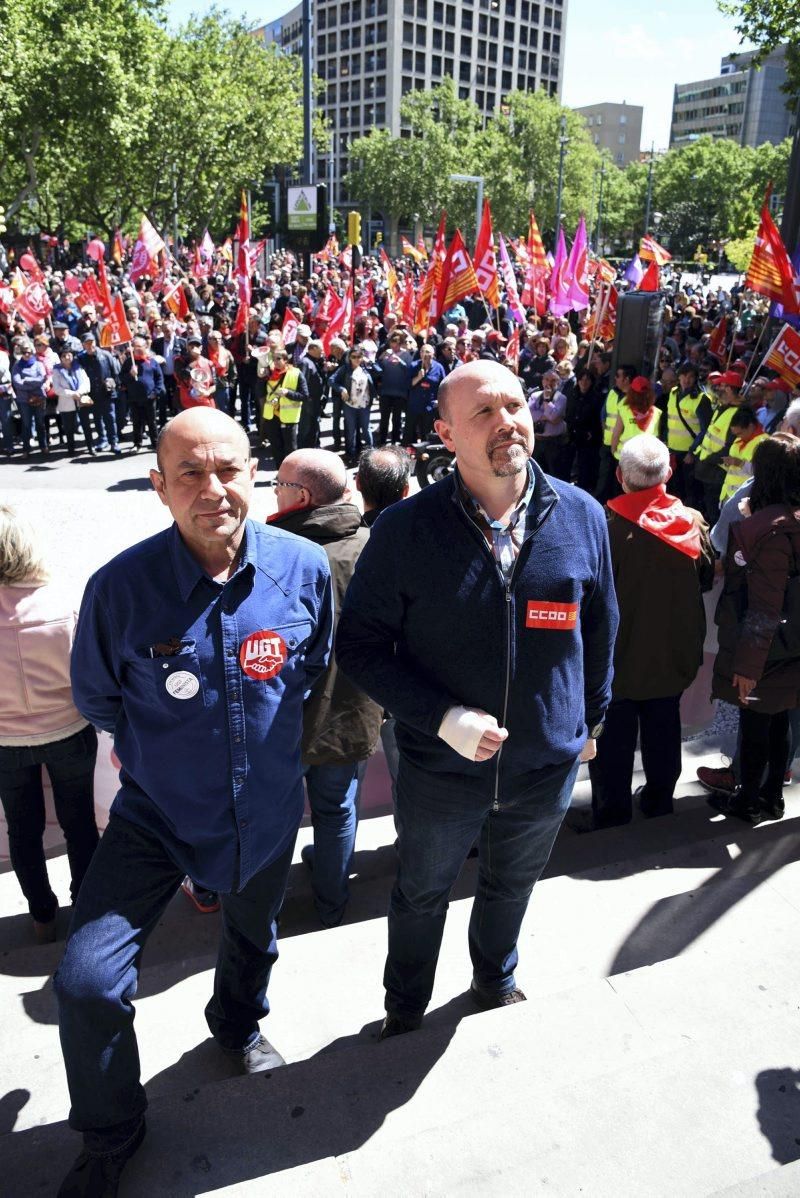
[0, 505, 50, 585]
[618, 434, 671, 491]
[783, 399, 800, 435]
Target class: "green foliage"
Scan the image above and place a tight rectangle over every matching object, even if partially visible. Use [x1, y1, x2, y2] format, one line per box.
[724, 232, 757, 272]
[0, 2, 315, 241]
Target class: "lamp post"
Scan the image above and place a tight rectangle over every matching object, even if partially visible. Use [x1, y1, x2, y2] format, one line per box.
[595, 161, 606, 253]
[301, 0, 312, 187]
[643, 142, 656, 235]
[554, 114, 569, 243]
[449, 173, 484, 245]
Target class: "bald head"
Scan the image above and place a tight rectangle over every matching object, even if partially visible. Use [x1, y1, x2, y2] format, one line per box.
[156, 408, 250, 472]
[437, 359, 525, 421]
[279, 449, 348, 508]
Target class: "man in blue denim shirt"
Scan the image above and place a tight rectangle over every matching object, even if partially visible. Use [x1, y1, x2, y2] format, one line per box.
[55, 408, 332, 1197]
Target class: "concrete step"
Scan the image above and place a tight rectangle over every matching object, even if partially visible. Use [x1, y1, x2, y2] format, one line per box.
[712, 1161, 800, 1197]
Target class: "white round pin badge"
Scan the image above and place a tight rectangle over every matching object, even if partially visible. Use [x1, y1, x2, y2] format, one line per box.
[165, 670, 200, 700]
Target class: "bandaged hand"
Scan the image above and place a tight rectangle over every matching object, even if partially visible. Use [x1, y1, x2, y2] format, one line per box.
[438, 706, 509, 762]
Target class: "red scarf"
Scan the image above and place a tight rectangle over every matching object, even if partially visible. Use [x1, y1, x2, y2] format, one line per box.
[607, 484, 701, 559]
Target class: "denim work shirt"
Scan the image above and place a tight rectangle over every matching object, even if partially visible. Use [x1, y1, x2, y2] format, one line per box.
[71, 519, 333, 892]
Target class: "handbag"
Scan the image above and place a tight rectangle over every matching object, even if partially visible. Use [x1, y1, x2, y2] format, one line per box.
[721, 532, 800, 664]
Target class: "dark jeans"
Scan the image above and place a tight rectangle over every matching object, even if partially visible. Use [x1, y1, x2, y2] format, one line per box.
[55, 813, 295, 1140]
[304, 760, 366, 926]
[130, 398, 158, 448]
[701, 479, 723, 528]
[298, 396, 322, 449]
[61, 408, 95, 454]
[385, 754, 580, 1017]
[403, 410, 433, 445]
[575, 444, 600, 493]
[0, 726, 99, 922]
[263, 417, 298, 466]
[533, 435, 568, 479]
[344, 405, 373, 460]
[594, 445, 621, 503]
[18, 401, 48, 452]
[331, 394, 343, 450]
[0, 395, 14, 451]
[378, 394, 406, 444]
[739, 707, 790, 803]
[589, 694, 682, 826]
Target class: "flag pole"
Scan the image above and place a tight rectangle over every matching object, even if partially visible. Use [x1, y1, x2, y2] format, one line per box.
[724, 295, 743, 370]
[740, 314, 771, 396]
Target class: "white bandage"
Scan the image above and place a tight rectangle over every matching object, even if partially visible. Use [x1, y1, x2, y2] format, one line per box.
[438, 706, 506, 761]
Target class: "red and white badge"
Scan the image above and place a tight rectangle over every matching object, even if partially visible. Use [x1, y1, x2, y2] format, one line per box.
[526, 600, 579, 630]
[240, 629, 287, 680]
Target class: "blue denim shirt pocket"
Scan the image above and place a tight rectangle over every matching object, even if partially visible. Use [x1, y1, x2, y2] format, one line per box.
[124, 640, 206, 718]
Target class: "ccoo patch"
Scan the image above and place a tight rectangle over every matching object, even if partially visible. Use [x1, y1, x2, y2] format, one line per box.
[526, 600, 579, 630]
[240, 629, 287, 680]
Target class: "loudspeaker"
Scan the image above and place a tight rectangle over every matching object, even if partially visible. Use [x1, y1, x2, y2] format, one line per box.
[611, 291, 665, 380]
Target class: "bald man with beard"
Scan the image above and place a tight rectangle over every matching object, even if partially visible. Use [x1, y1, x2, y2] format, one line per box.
[55, 408, 333, 1197]
[337, 361, 618, 1038]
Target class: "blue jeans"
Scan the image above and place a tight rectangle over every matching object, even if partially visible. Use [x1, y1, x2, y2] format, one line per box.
[386, 754, 580, 1017]
[344, 404, 373, 459]
[0, 726, 99, 922]
[18, 400, 48, 451]
[55, 813, 295, 1138]
[92, 397, 118, 447]
[0, 394, 14, 451]
[304, 760, 366, 925]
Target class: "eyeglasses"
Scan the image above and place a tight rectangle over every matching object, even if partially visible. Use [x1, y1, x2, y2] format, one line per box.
[272, 479, 306, 490]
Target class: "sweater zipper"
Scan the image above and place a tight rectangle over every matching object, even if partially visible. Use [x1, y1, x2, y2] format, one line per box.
[493, 570, 514, 811]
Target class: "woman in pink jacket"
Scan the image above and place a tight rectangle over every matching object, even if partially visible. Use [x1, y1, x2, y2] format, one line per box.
[0, 506, 99, 942]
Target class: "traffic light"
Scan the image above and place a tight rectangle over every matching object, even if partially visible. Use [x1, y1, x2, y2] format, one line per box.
[0, 206, 6, 235]
[347, 210, 362, 246]
[375, 231, 383, 247]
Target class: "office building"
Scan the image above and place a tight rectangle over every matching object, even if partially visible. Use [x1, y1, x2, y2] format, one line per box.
[670, 46, 796, 149]
[575, 101, 643, 166]
[253, 0, 568, 206]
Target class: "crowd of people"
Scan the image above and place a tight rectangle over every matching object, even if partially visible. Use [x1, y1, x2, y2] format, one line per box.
[1, 239, 800, 1196]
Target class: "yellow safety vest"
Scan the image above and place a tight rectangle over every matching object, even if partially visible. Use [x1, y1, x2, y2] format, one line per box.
[666, 387, 704, 452]
[720, 432, 768, 502]
[603, 389, 621, 447]
[263, 366, 303, 425]
[695, 405, 736, 462]
[614, 403, 660, 459]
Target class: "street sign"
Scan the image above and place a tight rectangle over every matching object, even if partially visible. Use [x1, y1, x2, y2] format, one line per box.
[287, 186, 318, 231]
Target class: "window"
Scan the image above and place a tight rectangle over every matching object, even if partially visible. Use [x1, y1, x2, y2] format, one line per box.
[552, 34, 560, 52]
[489, 16, 498, 34]
[503, 45, 513, 64]
[403, 47, 413, 69]
[618, 133, 626, 144]
[462, 8, 473, 27]
[505, 0, 516, 12]
[317, 35, 326, 55]
[376, 102, 386, 122]
[478, 38, 487, 55]
[319, 9, 327, 28]
[434, 0, 444, 17]
[404, 0, 414, 12]
[377, 20, 387, 39]
[476, 88, 485, 107]
[459, 85, 470, 99]
[488, 41, 497, 60]
[433, 28, 442, 47]
[521, 0, 529, 17]
[351, 25, 361, 45]
[415, 50, 426, 71]
[487, 90, 495, 108]
[487, 66, 496, 84]
[432, 54, 442, 74]
[459, 60, 471, 80]
[504, 19, 515, 37]
[518, 49, 526, 67]
[351, 105, 361, 125]
[529, 29, 537, 46]
[446, 4, 456, 23]
[478, 13, 488, 31]
[376, 47, 386, 69]
[517, 72, 526, 89]
[364, 75, 375, 95]
[520, 26, 528, 42]
[341, 1, 350, 21]
[527, 51, 536, 70]
[444, 55, 453, 73]
[402, 75, 414, 92]
[364, 103, 374, 124]
[502, 69, 512, 89]
[619, 113, 627, 124]
[417, 24, 426, 43]
[445, 30, 454, 49]
[461, 34, 472, 53]
[532, 3, 540, 17]
[365, 22, 376, 43]
[340, 27, 350, 48]
[327, 82, 337, 104]
[544, 5, 552, 24]
[595, 114, 602, 125]
[351, 52, 361, 72]
[416, 0, 427, 15]
[352, 1, 362, 20]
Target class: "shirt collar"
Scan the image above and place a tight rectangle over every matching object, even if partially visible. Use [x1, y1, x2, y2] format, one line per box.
[168, 518, 256, 602]
[456, 459, 536, 532]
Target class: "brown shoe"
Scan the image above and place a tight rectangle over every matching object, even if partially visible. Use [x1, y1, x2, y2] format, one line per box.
[696, 766, 736, 795]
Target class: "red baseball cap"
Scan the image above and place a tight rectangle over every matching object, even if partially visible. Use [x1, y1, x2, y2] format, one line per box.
[715, 370, 745, 388]
[629, 375, 651, 394]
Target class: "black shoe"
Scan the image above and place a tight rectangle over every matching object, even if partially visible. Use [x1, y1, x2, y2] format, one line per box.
[564, 808, 596, 834]
[470, 982, 527, 1010]
[379, 1011, 423, 1040]
[760, 793, 785, 820]
[635, 784, 674, 819]
[58, 1118, 145, 1197]
[225, 1033, 286, 1074]
[707, 788, 762, 825]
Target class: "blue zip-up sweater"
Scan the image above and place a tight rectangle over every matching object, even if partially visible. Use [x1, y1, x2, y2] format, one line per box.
[336, 462, 618, 795]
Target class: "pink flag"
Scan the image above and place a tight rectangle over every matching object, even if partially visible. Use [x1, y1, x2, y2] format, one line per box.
[564, 217, 590, 312]
[498, 235, 524, 324]
[548, 229, 570, 317]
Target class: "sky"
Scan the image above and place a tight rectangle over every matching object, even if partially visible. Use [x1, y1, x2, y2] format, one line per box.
[166, 0, 752, 151]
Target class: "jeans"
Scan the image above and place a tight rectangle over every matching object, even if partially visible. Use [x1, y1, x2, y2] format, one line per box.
[0, 726, 99, 922]
[403, 410, 433, 445]
[378, 394, 406, 444]
[739, 707, 790, 804]
[215, 382, 230, 415]
[304, 760, 367, 925]
[385, 754, 580, 1017]
[380, 718, 400, 809]
[92, 397, 118, 448]
[18, 400, 48, 452]
[589, 694, 682, 826]
[263, 417, 298, 466]
[55, 813, 295, 1139]
[0, 394, 14, 451]
[344, 404, 373, 459]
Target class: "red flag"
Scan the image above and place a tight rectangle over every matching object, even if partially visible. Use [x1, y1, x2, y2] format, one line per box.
[232, 191, 251, 336]
[322, 281, 355, 352]
[282, 306, 300, 343]
[354, 279, 375, 319]
[416, 234, 428, 261]
[763, 323, 800, 388]
[129, 215, 164, 282]
[520, 211, 548, 315]
[77, 275, 104, 312]
[401, 275, 416, 326]
[707, 315, 728, 358]
[418, 212, 447, 329]
[400, 236, 425, 265]
[19, 252, 44, 282]
[96, 255, 113, 315]
[438, 229, 480, 313]
[638, 260, 660, 292]
[14, 281, 52, 326]
[379, 247, 399, 296]
[746, 188, 800, 314]
[104, 294, 133, 346]
[164, 281, 190, 321]
[639, 235, 672, 266]
[473, 199, 500, 309]
[505, 327, 520, 373]
[112, 229, 125, 266]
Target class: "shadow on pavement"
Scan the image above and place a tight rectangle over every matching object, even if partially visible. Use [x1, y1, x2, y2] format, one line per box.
[755, 1067, 800, 1164]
